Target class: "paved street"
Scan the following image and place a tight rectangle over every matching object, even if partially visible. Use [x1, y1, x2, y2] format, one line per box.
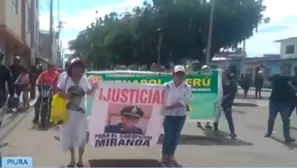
[1, 105, 297, 167]
[237, 88, 270, 99]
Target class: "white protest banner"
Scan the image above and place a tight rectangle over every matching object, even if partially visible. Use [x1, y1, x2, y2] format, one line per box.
[89, 81, 164, 148]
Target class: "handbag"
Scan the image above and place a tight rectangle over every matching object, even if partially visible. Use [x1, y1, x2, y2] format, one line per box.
[50, 76, 69, 123]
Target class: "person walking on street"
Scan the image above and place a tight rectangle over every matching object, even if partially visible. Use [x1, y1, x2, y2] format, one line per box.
[0, 51, 14, 108]
[15, 67, 30, 109]
[265, 63, 295, 143]
[213, 70, 238, 138]
[9, 56, 22, 97]
[29, 64, 42, 100]
[289, 66, 297, 119]
[57, 58, 97, 167]
[33, 64, 59, 125]
[254, 70, 264, 99]
[241, 73, 252, 98]
[160, 65, 191, 167]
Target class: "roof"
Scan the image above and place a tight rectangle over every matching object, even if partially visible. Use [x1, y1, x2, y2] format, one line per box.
[274, 37, 297, 43]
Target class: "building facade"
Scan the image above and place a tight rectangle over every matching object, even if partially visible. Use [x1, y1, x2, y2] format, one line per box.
[210, 37, 297, 87]
[0, 0, 39, 66]
[275, 37, 297, 59]
[38, 30, 61, 67]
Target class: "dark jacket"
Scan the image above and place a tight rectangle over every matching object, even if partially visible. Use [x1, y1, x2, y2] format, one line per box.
[241, 75, 252, 88]
[222, 79, 238, 108]
[0, 64, 14, 96]
[254, 74, 264, 88]
[9, 64, 22, 83]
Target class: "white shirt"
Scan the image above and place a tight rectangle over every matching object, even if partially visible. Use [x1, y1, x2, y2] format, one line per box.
[57, 74, 91, 111]
[57, 71, 67, 84]
[162, 81, 192, 116]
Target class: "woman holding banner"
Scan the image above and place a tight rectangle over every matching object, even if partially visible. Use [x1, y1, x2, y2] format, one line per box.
[161, 65, 192, 167]
[57, 58, 97, 167]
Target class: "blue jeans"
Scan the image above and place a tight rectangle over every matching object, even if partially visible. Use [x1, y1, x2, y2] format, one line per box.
[162, 116, 186, 157]
[267, 101, 290, 139]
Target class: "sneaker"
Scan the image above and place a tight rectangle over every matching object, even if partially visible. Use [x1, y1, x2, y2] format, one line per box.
[159, 157, 170, 167]
[264, 133, 271, 138]
[230, 133, 237, 139]
[54, 136, 60, 141]
[285, 137, 295, 143]
[32, 120, 38, 125]
[169, 158, 182, 167]
[205, 124, 212, 129]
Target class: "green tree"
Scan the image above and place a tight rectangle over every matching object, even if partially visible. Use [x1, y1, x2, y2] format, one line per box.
[69, 0, 269, 68]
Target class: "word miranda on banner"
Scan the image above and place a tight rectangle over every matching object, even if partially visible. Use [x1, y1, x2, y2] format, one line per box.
[98, 88, 164, 104]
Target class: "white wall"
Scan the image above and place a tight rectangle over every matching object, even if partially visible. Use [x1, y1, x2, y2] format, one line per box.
[280, 38, 297, 59]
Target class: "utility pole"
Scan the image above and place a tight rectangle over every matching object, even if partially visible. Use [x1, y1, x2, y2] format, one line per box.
[57, 0, 63, 67]
[206, 0, 215, 64]
[240, 39, 247, 75]
[157, 28, 162, 65]
[49, 0, 54, 64]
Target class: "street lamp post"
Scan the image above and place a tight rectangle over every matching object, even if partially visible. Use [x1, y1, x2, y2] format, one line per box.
[157, 28, 162, 65]
[206, 0, 215, 64]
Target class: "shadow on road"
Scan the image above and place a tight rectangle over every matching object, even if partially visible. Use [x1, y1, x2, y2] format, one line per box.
[290, 126, 297, 131]
[271, 136, 297, 150]
[0, 142, 8, 149]
[236, 93, 269, 100]
[232, 109, 246, 114]
[157, 129, 253, 146]
[201, 128, 253, 146]
[89, 159, 161, 167]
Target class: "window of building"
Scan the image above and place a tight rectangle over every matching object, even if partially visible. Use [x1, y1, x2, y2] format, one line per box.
[285, 45, 295, 54]
[12, 0, 19, 14]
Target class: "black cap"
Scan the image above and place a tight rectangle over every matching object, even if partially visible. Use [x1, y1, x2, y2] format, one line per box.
[120, 106, 144, 118]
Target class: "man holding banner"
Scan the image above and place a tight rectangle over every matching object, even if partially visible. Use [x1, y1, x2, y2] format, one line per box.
[161, 65, 192, 167]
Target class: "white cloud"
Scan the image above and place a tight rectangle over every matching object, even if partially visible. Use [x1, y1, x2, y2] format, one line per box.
[246, 0, 297, 56]
[39, 0, 143, 54]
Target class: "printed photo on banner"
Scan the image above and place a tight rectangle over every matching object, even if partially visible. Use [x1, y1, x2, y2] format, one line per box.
[104, 104, 152, 135]
[89, 81, 164, 148]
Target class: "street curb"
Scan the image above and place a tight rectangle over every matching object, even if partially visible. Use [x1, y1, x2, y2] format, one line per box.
[233, 102, 258, 107]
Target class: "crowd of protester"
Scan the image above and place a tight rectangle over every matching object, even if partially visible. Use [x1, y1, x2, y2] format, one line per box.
[3, 52, 297, 166]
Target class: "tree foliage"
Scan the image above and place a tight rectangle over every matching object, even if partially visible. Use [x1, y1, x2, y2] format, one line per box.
[69, 0, 269, 69]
